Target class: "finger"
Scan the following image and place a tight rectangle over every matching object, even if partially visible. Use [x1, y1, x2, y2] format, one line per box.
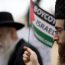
[23, 57, 30, 63]
[24, 51, 30, 56]
[23, 46, 34, 54]
[23, 55, 30, 63]
[23, 57, 27, 62]
[23, 46, 31, 55]
[23, 54, 29, 58]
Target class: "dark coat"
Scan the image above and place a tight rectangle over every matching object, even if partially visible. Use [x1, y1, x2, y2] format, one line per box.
[8, 39, 43, 65]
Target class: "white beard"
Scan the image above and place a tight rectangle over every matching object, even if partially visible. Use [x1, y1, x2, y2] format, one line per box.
[0, 33, 19, 65]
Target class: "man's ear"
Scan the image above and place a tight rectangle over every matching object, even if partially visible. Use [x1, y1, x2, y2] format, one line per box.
[10, 28, 18, 41]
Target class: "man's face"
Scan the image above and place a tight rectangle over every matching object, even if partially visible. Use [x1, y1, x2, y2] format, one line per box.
[54, 19, 65, 65]
[0, 27, 16, 55]
[54, 19, 65, 45]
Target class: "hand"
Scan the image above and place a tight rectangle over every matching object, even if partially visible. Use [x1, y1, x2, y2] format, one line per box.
[23, 46, 40, 65]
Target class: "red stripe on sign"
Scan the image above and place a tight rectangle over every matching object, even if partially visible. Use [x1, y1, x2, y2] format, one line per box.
[30, 0, 35, 24]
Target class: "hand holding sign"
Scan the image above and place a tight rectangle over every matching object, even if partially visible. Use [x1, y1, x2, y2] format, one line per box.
[23, 46, 40, 65]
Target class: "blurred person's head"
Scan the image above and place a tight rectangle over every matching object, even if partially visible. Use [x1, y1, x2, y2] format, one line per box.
[0, 12, 24, 55]
[54, 0, 65, 65]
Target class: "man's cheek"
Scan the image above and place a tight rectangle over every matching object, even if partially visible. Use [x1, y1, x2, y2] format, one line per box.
[59, 36, 65, 44]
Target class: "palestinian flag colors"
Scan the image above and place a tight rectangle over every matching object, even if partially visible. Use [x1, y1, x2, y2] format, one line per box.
[29, 0, 55, 47]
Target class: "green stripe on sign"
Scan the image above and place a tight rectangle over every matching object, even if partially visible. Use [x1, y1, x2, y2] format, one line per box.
[32, 24, 54, 43]
[34, 32, 53, 47]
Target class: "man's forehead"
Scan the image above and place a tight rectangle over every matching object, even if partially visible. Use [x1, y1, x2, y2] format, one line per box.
[0, 27, 15, 30]
[55, 19, 64, 29]
[0, 27, 8, 29]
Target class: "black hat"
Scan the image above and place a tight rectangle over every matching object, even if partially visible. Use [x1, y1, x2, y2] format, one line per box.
[55, 0, 65, 19]
[0, 12, 24, 30]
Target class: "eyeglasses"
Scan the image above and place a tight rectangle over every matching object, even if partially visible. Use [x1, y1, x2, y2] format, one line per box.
[55, 29, 64, 35]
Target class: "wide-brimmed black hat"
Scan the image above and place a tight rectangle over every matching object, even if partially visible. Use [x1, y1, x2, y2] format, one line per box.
[0, 12, 24, 30]
[55, 0, 65, 19]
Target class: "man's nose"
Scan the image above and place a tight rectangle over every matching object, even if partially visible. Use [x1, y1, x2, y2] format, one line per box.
[53, 34, 59, 41]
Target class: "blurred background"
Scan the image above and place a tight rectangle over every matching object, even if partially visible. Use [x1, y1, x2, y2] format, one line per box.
[0, 0, 30, 25]
[0, 0, 55, 26]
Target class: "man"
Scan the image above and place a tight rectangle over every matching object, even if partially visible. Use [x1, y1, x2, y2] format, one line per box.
[54, 0, 65, 65]
[0, 12, 42, 65]
[25, 0, 65, 65]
